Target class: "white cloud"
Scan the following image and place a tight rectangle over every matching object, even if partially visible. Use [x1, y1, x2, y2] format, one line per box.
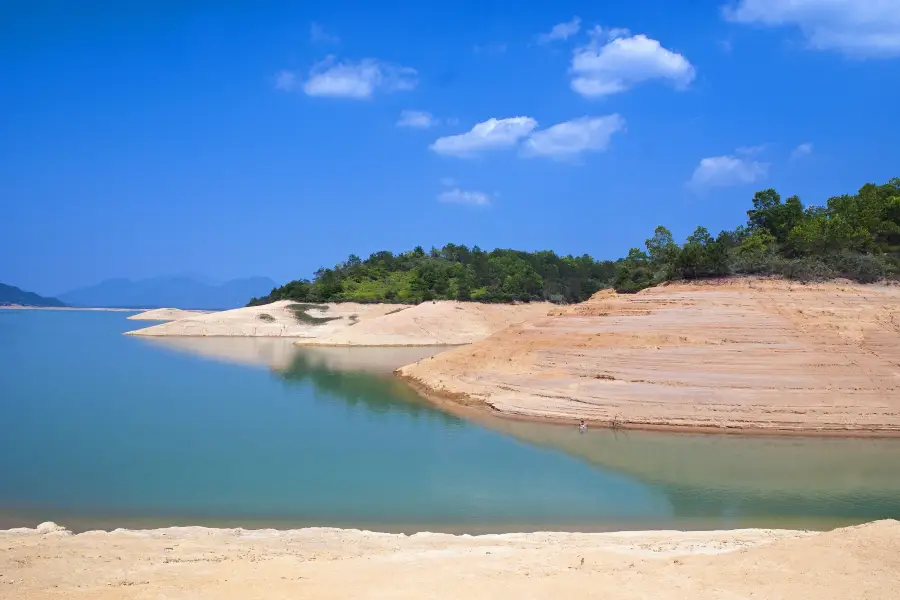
[570, 30, 696, 97]
[689, 154, 769, 190]
[299, 57, 417, 99]
[430, 117, 538, 158]
[274, 70, 299, 91]
[538, 17, 582, 43]
[397, 110, 438, 129]
[723, 0, 900, 57]
[438, 188, 491, 206]
[791, 142, 814, 159]
[310, 22, 340, 44]
[522, 114, 625, 159]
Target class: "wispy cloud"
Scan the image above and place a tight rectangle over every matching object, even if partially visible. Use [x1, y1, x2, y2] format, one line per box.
[736, 144, 766, 156]
[689, 153, 768, 191]
[473, 42, 508, 55]
[723, 0, 900, 58]
[309, 22, 340, 44]
[438, 187, 491, 206]
[522, 114, 625, 160]
[287, 57, 416, 99]
[430, 117, 538, 158]
[274, 70, 299, 91]
[537, 17, 582, 43]
[570, 28, 696, 97]
[397, 110, 439, 129]
[791, 142, 814, 160]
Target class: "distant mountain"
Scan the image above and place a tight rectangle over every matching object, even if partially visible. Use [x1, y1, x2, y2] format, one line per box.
[57, 276, 277, 310]
[0, 283, 67, 307]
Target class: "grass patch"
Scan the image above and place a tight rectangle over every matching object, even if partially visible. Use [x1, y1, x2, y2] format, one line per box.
[286, 303, 340, 325]
[348, 314, 360, 326]
[385, 307, 409, 316]
[286, 303, 330, 312]
[257, 313, 275, 322]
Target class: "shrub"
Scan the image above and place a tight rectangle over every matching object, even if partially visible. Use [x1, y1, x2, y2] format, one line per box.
[257, 313, 275, 322]
[287, 303, 341, 325]
[776, 257, 835, 282]
[829, 253, 888, 283]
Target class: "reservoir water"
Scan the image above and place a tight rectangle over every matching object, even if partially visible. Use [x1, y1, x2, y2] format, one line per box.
[2, 309, 899, 532]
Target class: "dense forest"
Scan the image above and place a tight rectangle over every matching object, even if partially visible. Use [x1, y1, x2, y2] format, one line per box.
[250, 177, 900, 305]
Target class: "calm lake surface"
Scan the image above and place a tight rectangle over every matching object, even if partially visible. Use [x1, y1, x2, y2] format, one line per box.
[2, 309, 899, 533]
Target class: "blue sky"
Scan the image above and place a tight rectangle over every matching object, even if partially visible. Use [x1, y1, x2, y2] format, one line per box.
[2, 0, 898, 295]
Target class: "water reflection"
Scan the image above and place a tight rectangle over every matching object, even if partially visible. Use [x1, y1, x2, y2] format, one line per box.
[277, 350, 463, 426]
[477, 418, 900, 526]
[139, 336, 445, 373]
[136, 335, 900, 528]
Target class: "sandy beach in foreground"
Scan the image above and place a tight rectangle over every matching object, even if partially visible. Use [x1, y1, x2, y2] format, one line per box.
[2, 520, 897, 599]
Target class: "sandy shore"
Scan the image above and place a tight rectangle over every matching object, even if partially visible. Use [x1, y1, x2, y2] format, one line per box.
[2, 520, 897, 599]
[398, 278, 900, 435]
[126, 300, 552, 346]
[294, 301, 552, 346]
[126, 308, 212, 321]
[124, 300, 407, 338]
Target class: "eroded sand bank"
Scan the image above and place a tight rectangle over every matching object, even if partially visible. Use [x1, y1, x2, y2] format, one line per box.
[2, 520, 897, 599]
[398, 278, 900, 434]
[127, 308, 212, 321]
[295, 300, 553, 346]
[125, 301, 406, 338]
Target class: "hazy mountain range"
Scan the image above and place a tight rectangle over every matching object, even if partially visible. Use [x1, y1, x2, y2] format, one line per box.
[57, 276, 277, 310]
[0, 283, 67, 307]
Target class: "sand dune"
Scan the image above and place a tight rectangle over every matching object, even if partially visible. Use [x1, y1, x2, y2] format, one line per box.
[2, 520, 897, 599]
[126, 308, 212, 321]
[398, 278, 900, 434]
[296, 300, 553, 346]
[124, 300, 406, 338]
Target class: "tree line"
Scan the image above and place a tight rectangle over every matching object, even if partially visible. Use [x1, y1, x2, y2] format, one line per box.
[250, 177, 899, 305]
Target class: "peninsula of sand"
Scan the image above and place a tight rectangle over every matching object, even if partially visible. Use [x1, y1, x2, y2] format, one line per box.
[125, 277, 900, 435]
[3, 519, 898, 599]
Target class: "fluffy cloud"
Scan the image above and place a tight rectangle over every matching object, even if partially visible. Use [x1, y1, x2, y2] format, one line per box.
[689, 154, 768, 190]
[309, 22, 339, 44]
[397, 110, 438, 129]
[538, 17, 582, 43]
[294, 57, 417, 99]
[723, 0, 900, 57]
[791, 142, 814, 159]
[438, 188, 491, 206]
[430, 117, 538, 158]
[570, 30, 696, 97]
[522, 114, 625, 159]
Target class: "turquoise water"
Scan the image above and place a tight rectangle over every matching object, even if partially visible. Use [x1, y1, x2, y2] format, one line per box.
[1, 309, 899, 532]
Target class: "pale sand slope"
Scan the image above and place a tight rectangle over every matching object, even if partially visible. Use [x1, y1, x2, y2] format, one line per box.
[399, 278, 900, 433]
[127, 308, 212, 321]
[124, 300, 406, 338]
[296, 300, 553, 346]
[2, 521, 898, 599]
